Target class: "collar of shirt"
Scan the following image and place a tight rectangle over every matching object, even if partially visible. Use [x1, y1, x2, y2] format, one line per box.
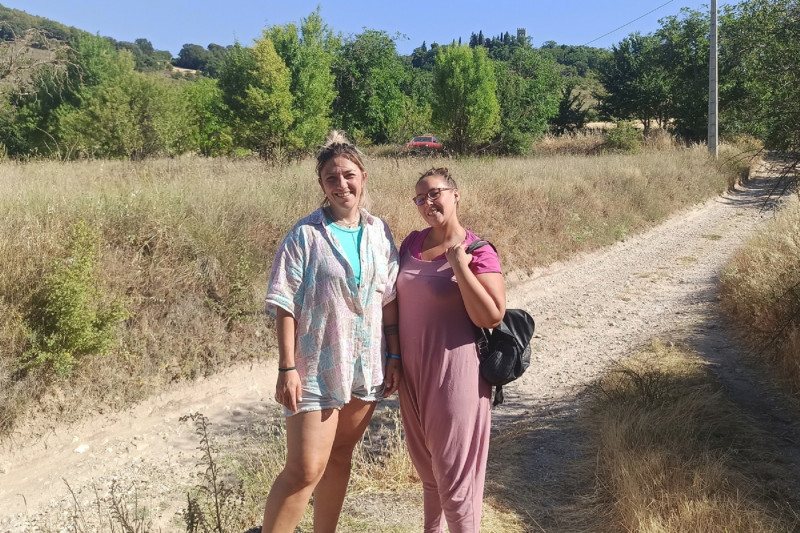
[309, 207, 376, 228]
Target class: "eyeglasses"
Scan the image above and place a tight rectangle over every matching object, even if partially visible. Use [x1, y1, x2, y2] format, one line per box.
[412, 187, 454, 206]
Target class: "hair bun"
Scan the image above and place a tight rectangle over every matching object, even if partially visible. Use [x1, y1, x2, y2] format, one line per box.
[323, 130, 351, 149]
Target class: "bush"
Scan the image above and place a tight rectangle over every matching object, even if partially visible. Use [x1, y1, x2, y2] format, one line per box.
[20, 220, 128, 377]
[604, 122, 642, 153]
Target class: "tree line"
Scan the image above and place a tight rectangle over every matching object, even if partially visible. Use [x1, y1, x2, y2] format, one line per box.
[0, 0, 797, 160]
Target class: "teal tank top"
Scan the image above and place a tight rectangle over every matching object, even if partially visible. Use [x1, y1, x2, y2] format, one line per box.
[328, 221, 363, 284]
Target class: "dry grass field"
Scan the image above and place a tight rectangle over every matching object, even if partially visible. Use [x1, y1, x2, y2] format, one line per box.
[720, 192, 800, 393]
[0, 142, 747, 437]
[8, 138, 800, 533]
[582, 341, 800, 532]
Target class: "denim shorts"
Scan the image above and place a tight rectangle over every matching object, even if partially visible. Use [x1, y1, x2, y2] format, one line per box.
[284, 358, 383, 417]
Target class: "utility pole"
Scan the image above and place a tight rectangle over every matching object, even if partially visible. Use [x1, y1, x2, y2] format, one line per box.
[708, 0, 719, 157]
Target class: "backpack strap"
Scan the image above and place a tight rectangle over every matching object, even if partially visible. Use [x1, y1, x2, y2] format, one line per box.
[468, 238, 505, 407]
[493, 386, 505, 407]
[466, 239, 497, 254]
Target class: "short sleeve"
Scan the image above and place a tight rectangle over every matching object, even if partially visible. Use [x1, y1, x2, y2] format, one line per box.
[265, 229, 306, 318]
[467, 237, 503, 275]
[382, 221, 399, 306]
[398, 230, 418, 260]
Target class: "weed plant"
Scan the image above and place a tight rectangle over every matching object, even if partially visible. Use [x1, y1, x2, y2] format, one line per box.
[46, 479, 156, 533]
[0, 146, 747, 435]
[181, 412, 250, 533]
[583, 340, 800, 532]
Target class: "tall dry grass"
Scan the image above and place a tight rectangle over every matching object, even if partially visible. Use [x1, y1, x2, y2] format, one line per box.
[0, 145, 747, 435]
[719, 194, 800, 394]
[230, 405, 527, 532]
[583, 340, 800, 532]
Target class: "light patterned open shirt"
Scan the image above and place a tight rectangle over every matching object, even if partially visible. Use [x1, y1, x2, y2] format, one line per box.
[265, 207, 398, 405]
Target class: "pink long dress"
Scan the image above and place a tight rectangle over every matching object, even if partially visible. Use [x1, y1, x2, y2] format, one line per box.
[397, 228, 501, 533]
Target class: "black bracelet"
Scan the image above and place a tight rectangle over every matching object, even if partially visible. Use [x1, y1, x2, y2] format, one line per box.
[278, 366, 296, 372]
[386, 353, 401, 361]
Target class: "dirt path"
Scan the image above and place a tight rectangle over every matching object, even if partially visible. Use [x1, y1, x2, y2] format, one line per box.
[1, 159, 795, 532]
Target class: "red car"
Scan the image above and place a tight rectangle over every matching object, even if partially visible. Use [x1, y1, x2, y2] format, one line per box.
[405, 135, 442, 152]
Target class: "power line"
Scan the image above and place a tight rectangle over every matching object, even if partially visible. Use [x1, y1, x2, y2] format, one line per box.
[582, 0, 675, 46]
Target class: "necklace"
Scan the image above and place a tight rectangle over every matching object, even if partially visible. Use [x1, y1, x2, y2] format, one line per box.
[324, 207, 361, 228]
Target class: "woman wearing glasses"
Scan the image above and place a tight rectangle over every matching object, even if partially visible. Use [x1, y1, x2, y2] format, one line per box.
[397, 167, 506, 532]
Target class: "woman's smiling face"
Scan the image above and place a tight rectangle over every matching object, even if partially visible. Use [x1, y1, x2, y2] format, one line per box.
[318, 156, 366, 212]
[415, 174, 458, 227]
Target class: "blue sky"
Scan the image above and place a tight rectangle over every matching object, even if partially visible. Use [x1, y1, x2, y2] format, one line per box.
[4, 1, 725, 56]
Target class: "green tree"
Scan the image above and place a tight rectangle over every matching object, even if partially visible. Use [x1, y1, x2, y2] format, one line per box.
[720, 0, 800, 151]
[431, 44, 500, 153]
[8, 33, 133, 157]
[266, 9, 337, 155]
[217, 40, 293, 158]
[184, 77, 232, 156]
[175, 43, 209, 70]
[494, 46, 561, 154]
[596, 33, 670, 133]
[551, 81, 589, 135]
[57, 70, 194, 159]
[331, 30, 406, 144]
[656, 9, 710, 141]
[397, 64, 434, 142]
[0, 28, 71, 156]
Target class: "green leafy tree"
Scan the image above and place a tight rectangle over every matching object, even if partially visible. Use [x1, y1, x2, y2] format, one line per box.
[331, 30, 406, 144]
[0, 28, 71, 156]
[174, 43, 230, 76]
[8, 33, 133, 157]
[410, 41, 442, 71]
[431, 44, 500, 153]
[551, 81, 589, 135]
[656, 9, 710, 141]
[184, 77, 233, 156]
[397, 64, 434, 142]
[266, 9, 337, 155]
[494, 46, 561, 154]
[538, 42, 611, 78]
[596, 33, 670, 134]
[720, 0, 800, 151]
[175, 44, 210, 70]
[54, 41, 194, 159]
[217, 40, 293, 159]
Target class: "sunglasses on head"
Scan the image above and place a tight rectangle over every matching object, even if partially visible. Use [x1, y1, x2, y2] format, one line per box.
[412, 187, 454, 206]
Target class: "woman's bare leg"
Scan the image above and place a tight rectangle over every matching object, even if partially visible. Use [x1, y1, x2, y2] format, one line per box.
[312, 398, 377, 533]
[261, 408, 340, 533]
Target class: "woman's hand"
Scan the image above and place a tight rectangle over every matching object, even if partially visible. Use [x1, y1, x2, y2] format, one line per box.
[383, 358, 402, 397]
[444, 242, 472, 270]
[274, 369, 303, 412]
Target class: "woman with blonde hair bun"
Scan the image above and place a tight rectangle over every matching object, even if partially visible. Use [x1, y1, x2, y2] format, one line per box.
[261, 131, 401, 533]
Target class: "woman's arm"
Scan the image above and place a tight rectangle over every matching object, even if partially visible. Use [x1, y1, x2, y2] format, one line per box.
[445, 244, 506, 329]
[382, 299, 402, 396]
[275, 307, 303, 412]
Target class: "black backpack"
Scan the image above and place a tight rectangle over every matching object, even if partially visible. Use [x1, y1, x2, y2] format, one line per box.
[466, 240, 536, 406]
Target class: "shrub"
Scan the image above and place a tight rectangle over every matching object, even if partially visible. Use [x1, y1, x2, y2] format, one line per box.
[20, 220, 128, 377]
[604, 121, 642, 153]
